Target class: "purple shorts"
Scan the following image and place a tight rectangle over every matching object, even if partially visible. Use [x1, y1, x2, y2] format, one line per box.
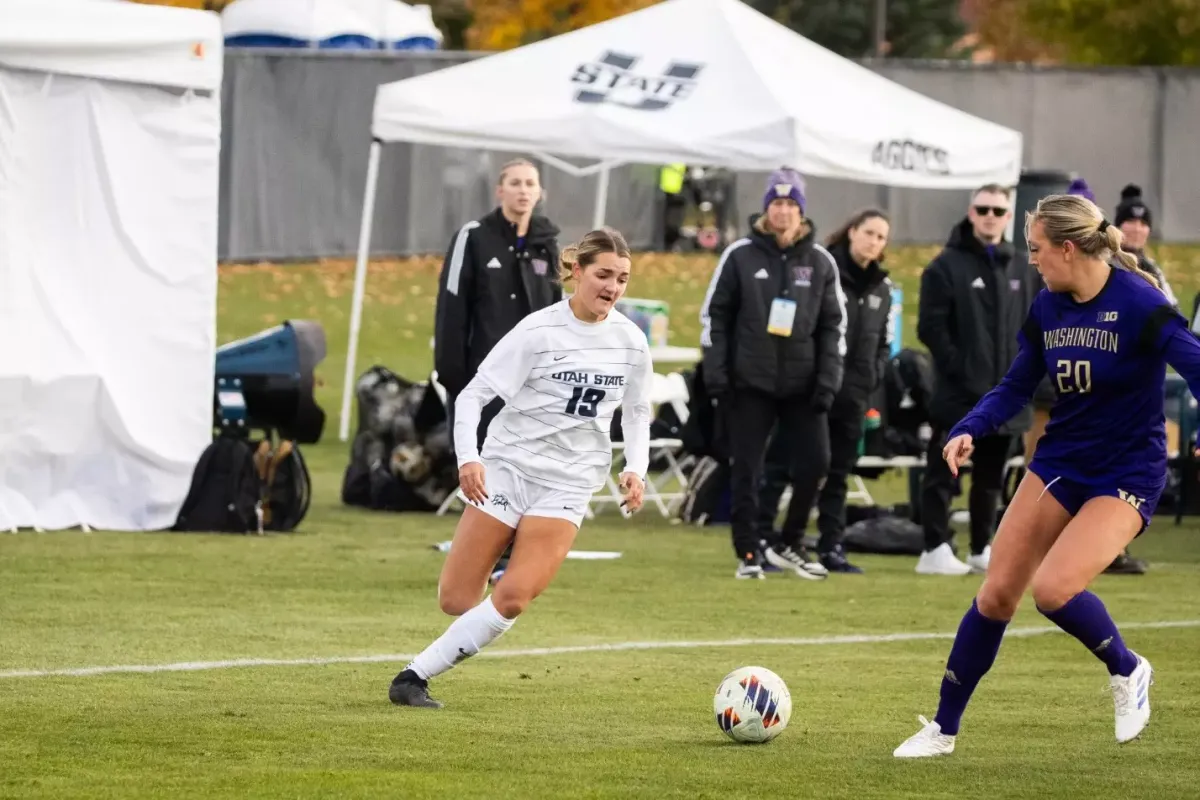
[1025, 461, 1163, 535]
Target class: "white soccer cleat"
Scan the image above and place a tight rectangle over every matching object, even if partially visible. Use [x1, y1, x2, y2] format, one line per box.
[764, 546, 826, 581]
[966, 545, 991, 574]
[893, 715, 956, 758]
[915, 543, 971, 576]
[1110, 653, 1152, 743]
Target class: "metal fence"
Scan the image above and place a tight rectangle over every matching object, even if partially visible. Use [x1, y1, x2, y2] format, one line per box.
[217, 50, 1200, 262]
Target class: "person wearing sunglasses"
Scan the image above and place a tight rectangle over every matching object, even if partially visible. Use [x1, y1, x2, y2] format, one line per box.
[915, 184, 1034, 576]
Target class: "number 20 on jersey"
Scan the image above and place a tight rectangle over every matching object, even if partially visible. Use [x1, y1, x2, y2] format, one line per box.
[1056, 359, 1092, 394]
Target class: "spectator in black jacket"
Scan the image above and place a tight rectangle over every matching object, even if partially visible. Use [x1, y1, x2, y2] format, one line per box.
[433, 158, 560, 582]
[916, 183, 1033, 576]
[755, 209, 894, 575]
[434, 158, 561, 446]
[700, 168, 847, 580]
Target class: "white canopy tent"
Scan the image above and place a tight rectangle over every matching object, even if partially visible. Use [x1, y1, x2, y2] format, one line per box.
[0, 0, 223, 531]
[339, 0, 1024, 439]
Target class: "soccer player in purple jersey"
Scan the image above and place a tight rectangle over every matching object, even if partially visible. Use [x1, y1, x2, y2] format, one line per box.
[894, 193, 1200, 757]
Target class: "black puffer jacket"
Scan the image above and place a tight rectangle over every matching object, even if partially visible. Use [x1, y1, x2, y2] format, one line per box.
[917, 218, 1035, 433]
[827, 242, 893, 412]
[700, 218, 845, 406]
[433, 208, 561, 396]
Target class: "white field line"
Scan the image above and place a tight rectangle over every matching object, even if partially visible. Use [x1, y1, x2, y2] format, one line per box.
[2, 619, 1197, 680]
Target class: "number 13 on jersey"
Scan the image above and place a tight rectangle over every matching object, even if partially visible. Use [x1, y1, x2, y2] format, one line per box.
[1056, 359, 1092, 394]
[565, 386, 606, 417]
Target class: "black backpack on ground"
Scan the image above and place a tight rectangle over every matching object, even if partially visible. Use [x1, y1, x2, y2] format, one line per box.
[174, 435, 263, 533]
[677, 455, 730, 526]
[174, 435, 312, 534]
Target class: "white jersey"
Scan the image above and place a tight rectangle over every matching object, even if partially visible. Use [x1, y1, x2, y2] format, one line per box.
[453, 300, 654, 493]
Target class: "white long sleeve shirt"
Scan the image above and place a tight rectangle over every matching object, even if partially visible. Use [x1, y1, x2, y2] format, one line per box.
[453, 299, 654, 494]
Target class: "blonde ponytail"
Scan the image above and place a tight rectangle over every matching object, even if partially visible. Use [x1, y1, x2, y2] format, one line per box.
[1027, 194, 1162, 292]
[1102, 222, 1159, 289]
[559, 244, 580, 284]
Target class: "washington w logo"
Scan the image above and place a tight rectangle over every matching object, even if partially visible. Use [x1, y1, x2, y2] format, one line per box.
[1117, 489, 1144, 511]
[570, 51, 704, 111]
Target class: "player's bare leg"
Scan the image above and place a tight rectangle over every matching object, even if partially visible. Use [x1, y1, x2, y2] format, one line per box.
[489, 516, 578, 619]
[390, 506, 514, 708]
[895, 471, 1070, 757]
[438, 506, 517, 615]
[1033, 497, 1150, 743]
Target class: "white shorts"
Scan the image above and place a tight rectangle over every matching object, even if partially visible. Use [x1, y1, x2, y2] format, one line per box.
[460, 459, 592, 529]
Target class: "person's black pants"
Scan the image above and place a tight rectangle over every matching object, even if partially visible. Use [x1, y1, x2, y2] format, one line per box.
[728, 389, 830, 559]
[814, 408, 866, 552]
[921, 427, 1012, 555]
[757, 404, 861, 553]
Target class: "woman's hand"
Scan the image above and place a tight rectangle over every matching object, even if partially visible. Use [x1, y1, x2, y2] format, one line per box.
[459, 461, 488, 505]
[942, 434, 975, 478]
[618, 472, 645, 514]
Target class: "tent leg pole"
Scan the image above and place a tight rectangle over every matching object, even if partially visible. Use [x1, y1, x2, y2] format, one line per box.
[592, 164, 611, 229]
[339, 139, 383, 443]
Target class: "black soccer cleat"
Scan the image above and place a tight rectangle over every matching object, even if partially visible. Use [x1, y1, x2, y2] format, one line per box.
[389, 669, 443, 709]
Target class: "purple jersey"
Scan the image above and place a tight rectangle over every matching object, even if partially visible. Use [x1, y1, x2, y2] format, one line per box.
[950, 267, 1200, 491]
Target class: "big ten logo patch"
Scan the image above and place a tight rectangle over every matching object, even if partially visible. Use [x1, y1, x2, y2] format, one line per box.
[1098, 311, 1119, 323]
[872, 139, 950, 176]
[571, 51, 704, 111]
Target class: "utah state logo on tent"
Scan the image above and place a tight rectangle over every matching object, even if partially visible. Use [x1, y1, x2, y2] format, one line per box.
[571, 51, 704, 111]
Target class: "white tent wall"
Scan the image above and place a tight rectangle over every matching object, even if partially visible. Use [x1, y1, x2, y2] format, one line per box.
[0, 4, 223, 531]
[337, 0, 1025, 439]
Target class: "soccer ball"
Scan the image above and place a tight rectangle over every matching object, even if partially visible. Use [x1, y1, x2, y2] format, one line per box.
[712, 665, 792, 743]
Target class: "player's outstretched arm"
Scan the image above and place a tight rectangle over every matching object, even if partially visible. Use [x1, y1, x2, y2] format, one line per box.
[949, 320, 1046, 442]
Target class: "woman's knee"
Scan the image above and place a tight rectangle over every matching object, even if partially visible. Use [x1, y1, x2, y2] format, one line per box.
[976, 577, 1022, 620]
[1030, 570, 1080, 613]
[437, 584, 481, 617]
[489, 583, 534, 619]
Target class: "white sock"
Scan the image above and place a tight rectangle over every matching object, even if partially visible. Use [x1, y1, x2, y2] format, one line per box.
[406, 595, 515, 681]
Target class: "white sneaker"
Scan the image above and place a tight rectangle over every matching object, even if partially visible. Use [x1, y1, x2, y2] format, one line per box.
[893, 715, 956, 758]
[735, 561, 764, 580]
[915, 543, 972, 576]
[764, 546, 826, 581]
[1110, 653, 1153, 743]
[966, 546, 991, 574]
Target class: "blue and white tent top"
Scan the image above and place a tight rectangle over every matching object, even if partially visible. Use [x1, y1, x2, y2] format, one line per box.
[222, 0, 442, 50]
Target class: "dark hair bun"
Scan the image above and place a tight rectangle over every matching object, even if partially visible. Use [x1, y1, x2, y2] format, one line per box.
[1121, 184, 1143, 200]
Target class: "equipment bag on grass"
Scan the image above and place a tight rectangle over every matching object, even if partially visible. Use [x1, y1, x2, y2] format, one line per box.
[253, 439, 312, 532]
[173, 435, 263, 533]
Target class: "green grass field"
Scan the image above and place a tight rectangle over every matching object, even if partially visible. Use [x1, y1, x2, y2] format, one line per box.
[3, 246, 1200, 798]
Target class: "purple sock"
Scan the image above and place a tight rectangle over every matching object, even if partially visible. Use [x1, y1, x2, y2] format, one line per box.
[1039, 590, 1137, 677]
[934, 599, 1008, 736]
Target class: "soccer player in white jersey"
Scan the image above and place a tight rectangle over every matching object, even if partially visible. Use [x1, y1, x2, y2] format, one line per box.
[389, 227, 655, 708]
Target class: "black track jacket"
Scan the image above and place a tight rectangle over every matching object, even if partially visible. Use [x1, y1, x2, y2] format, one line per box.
[433, 208, 561, 396]
[700, 219, 847, 406]
[917, 219, 1034, 433]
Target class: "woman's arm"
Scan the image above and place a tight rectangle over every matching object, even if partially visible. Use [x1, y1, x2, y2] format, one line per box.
[948, 319, 1046, 441]
[620, 348, 655, 479]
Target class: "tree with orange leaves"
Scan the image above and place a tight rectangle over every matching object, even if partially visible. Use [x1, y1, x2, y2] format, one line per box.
[466, 0, 659, 51]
